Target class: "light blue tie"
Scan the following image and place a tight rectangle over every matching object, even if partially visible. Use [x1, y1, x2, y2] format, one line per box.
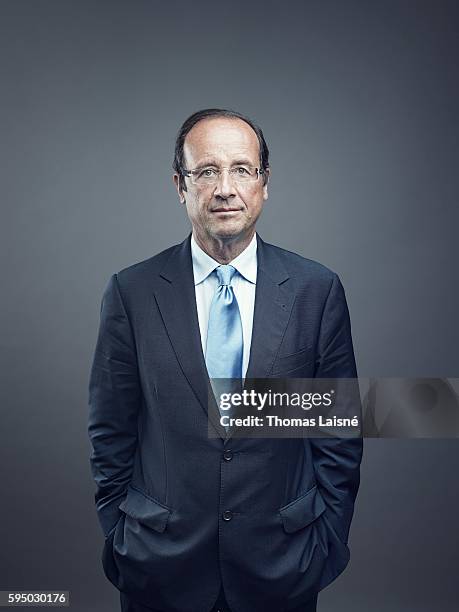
[205, 265, 243, 430]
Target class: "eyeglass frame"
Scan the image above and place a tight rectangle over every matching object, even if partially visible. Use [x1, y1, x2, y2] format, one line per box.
[181, 164, 266, 186]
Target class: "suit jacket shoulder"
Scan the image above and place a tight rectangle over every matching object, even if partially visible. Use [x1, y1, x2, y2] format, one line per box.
[258, 238, 339, 292]
[116, 241, 180, 283]
[110, 240, 185, 310]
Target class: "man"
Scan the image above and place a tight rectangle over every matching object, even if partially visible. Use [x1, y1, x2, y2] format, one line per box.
[88, 108, 363, 612]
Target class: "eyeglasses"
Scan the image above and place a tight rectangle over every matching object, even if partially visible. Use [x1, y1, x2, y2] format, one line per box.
[182, 165, 265, 186]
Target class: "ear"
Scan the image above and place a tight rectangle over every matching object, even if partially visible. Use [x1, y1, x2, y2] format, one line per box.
[262, 167, 270, 201]
[173, 173, 186, 204]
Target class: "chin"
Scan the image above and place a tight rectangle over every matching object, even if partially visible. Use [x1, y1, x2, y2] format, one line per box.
[210, 220, 247, 239]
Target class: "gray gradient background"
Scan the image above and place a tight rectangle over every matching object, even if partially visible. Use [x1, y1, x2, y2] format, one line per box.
[1, 1, 458, 611]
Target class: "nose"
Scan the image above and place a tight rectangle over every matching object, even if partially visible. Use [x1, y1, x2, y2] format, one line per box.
[213, 168, 236, 199]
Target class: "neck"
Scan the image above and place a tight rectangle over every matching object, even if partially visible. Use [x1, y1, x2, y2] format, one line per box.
[193, 230, 255, 264]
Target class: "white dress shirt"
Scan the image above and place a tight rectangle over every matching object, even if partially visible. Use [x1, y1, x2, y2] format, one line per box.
[191, 233, 257, 379]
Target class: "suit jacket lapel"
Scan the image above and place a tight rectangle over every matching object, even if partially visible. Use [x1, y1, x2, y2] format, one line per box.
[245, 235, 295, 379]
[225, 235, 296, 442]
[153, 235, 226, 440]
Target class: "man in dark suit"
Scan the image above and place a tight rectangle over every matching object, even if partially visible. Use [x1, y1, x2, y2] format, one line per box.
[88, 108, 363, 612]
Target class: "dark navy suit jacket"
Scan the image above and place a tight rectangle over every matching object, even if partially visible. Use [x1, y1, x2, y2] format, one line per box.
[88, 234, 363, 612]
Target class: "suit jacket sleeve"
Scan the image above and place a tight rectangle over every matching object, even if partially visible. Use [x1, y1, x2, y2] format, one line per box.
[310, 272, 363, 545]
[88, 273, 140, 537]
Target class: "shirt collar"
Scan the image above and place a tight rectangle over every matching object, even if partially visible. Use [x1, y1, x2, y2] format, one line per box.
[191, 233, 257, 286]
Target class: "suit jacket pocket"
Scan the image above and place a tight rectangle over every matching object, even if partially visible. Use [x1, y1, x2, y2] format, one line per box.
[271, 346, 314, 376]
[279, 484, 326, 533]
[118, 485, 172, 533]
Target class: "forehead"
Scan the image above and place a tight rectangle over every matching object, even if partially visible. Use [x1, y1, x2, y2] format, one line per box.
[183, 117, 260, 165]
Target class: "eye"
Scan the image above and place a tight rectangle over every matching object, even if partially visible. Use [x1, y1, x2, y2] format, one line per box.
[198, 167, 218, 178]
[234, 166, 250, 175]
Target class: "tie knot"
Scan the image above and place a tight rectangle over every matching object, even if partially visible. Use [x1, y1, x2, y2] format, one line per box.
[216, 265, 237, 286]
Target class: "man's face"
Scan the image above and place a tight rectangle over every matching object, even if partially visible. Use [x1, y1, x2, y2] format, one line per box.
[174, 117, 269, 244]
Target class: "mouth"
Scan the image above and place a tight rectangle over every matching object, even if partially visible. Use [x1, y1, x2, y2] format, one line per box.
[211, 207, 242, 214]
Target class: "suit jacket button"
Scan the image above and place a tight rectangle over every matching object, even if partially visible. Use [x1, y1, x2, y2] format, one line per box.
[222, 510, 233, 521]
[223, 450, 233, 461]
